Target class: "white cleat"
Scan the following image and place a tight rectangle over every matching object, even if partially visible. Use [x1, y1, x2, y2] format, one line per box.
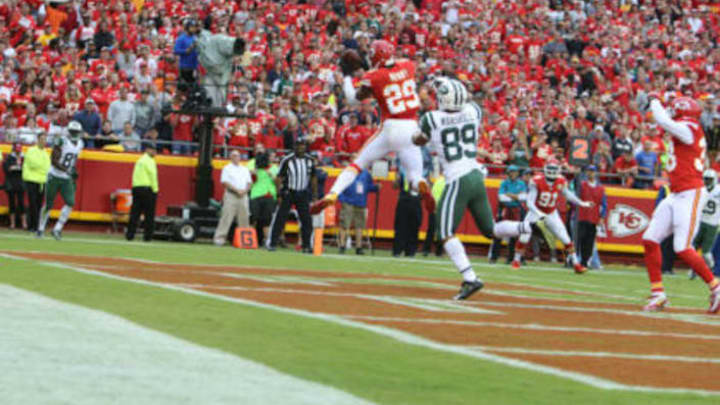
[708, 288, 720, 314]
[643, 293, 668, 312]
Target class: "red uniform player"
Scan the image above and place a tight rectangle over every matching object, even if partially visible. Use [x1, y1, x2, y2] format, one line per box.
[311, 40, 431, 214]
[642, 96, 720, 313]
[512, 160, 593, 273]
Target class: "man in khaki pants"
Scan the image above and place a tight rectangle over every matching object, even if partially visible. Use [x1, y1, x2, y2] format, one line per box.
[214, 150, 252, 245]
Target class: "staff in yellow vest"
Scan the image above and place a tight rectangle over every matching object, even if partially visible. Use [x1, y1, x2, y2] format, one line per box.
[126, 141, 158, 242]
[22, 132, 51, 232]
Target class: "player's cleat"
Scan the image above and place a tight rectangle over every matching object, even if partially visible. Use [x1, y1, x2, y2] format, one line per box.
[35, 230, 43, 238]
[510, 260, 521, 270]
[573, 263, 588, 274]
[453, 280, 484, 301]
[51, 229, 62, 241]
[708, 288, 720, 314]
[310, 193, 337, 215]
[643, 293, 669, 312]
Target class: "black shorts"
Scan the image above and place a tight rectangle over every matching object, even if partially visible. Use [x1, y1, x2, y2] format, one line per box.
[251, 196, 276, 225]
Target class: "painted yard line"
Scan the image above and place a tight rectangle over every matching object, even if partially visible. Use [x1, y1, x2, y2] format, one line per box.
[467, 346, 720, 364]
[364, 296, 504, 315]
[0, 284, 376, 405]
[220, 273, 335, 287]
[344, 315, 720, 341]
[4, 253, 719, 396]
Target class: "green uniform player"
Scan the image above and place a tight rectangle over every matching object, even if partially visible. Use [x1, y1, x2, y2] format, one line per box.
[691, 169, 720, 279]
[37, 121, 84, 240]
[413, 77, 530, 300]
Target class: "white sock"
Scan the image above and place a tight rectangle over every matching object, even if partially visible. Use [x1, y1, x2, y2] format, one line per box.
[329, 167, 360, 195]
[443, 237, 476, 282]
[54, 205, 72, 232]
[493, 221, 527, 238]
[38, 207, 50, 232]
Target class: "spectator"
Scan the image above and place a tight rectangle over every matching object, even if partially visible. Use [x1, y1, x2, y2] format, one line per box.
[3, 142, 25, 229]
[213, 150, 253, 246]
[22, 132, 50, 233]
[133, 89, 155, 138]
[108, 87, 135, 134]
[508, 130, 531, 168]
[634, 140, 659, 189]
[490, 166, 527, 264]
[93, 22, 114, 51]
[612, 129, 634, 161]
[72, 99, 102, 148]
[615, 149, 639, 188]
[337, 162, 379, 255]
[119, 121, 141, 152]
[174, 19, 200, 85]
[577, 166, 607, 268]
[707, 114, 720, 153]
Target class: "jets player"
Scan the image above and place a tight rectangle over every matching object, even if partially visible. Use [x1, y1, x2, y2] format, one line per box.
[690, 169, 720, 280]
[511, 160, 594, 274]
[412, 77, 531, 300]
[37, 120, 84, 240]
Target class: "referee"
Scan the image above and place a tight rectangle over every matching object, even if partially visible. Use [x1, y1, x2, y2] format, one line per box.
[126, 141, 158, 242]
[267, 139, 317, 253]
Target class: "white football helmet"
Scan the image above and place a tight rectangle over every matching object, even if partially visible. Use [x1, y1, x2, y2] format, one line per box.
[67, 120, 83, 139]
[704, 169, 717, 190]
[433, 77, 469, 112]
[544, 160, 561, 181]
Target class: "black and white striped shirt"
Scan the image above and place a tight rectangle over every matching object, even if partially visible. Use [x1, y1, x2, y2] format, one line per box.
[278, 153, 316, 191]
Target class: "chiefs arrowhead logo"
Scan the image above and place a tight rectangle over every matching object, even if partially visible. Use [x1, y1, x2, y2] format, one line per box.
[608, 204, 649, 238]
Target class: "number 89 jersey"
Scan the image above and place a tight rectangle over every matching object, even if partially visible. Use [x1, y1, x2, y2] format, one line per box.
[531, 174, 567, 214]
[420, 101, 483, 182]
[48, 136, 84, 180]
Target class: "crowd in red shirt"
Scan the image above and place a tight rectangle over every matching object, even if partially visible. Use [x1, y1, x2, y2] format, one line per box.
[1, 0, 720, 188]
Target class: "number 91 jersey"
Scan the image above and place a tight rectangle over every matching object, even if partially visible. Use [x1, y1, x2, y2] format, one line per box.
[420, 101, 483, 182]
[361, 59, 420, 120]
[531, 174, 567, 214]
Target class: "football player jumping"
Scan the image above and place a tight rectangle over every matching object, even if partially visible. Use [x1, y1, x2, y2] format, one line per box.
[511, 160, 594, 274]
[310, 40, 434, 215]
[642, 95, 720, 313]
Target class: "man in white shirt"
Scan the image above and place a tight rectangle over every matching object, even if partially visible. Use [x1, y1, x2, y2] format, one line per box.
[214, 150, 253, 245]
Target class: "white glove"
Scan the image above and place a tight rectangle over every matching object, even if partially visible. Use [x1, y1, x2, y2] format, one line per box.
[579, 201, 594, 208]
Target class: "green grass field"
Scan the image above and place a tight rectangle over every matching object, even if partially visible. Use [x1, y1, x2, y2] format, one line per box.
[1, 229, 718, 405]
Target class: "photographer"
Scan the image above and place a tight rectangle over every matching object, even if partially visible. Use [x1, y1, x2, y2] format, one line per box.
[248, 144, 279, 247]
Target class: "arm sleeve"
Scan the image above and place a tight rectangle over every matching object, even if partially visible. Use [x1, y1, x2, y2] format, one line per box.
[498, 194, 512, 202]
[342, 76, 359, 105]
[561, 186, 583, 206]
[526, 183, 542, 216]
[150, 162, 159, 193]
[650, 99, 694, 144]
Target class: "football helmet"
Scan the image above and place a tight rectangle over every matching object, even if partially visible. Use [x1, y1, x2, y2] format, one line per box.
[67, 120, 83, 139]
[544, 160, 561, 181]
[670, 97, 701, 120]
[704, 169, 717, 191]
[433, 77, 469, 112]
[370, 40, 395, 67]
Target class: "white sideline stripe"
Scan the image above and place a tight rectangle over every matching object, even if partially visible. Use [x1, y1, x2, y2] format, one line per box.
[0, 284, 375, 405]
[2, 253, 719, 397]
[342, 315, 720, 341]
[468, 346, 720, 364]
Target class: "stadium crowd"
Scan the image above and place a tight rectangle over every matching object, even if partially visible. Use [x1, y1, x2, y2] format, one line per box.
[1, 0, 720, 190]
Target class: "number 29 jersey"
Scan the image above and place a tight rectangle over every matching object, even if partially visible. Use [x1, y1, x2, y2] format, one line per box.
[702, 187, 720, 225]
[420, 102, 483, 183]
[531, 174, 567, 214]
[360, 59, 420, 120]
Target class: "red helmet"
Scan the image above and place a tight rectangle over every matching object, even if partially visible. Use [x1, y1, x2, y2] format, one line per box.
[670, 96, 701, 119]
[370, 40, 395, 67]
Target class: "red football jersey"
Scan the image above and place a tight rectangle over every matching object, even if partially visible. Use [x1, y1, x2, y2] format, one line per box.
[531, 174, 567, 214]
[666, 119, 705, 193]
[360, 59, 420, 120]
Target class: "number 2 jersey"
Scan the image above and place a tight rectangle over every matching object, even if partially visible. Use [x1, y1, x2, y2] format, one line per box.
[702, 186, 720, 225]
[530, 174, 567, 214]
[420, 102, 483, 182]
[48, 136, 83, 180]
[360, 59, 420, 120]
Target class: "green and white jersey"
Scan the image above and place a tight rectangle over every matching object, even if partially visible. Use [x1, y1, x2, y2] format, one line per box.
[48, 136, 83, 180]
[420, 101, 483, 183]
[702, 187, 720, 225]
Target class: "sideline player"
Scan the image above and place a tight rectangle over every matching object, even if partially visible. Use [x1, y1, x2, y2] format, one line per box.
[690, 169, 720, 280]
[37, 121, 84, 240]
[412, 77, 531, 300]
[642, 95, 720, 312]
[311, 40, 433, 214]
[511, 160, 593, 273]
